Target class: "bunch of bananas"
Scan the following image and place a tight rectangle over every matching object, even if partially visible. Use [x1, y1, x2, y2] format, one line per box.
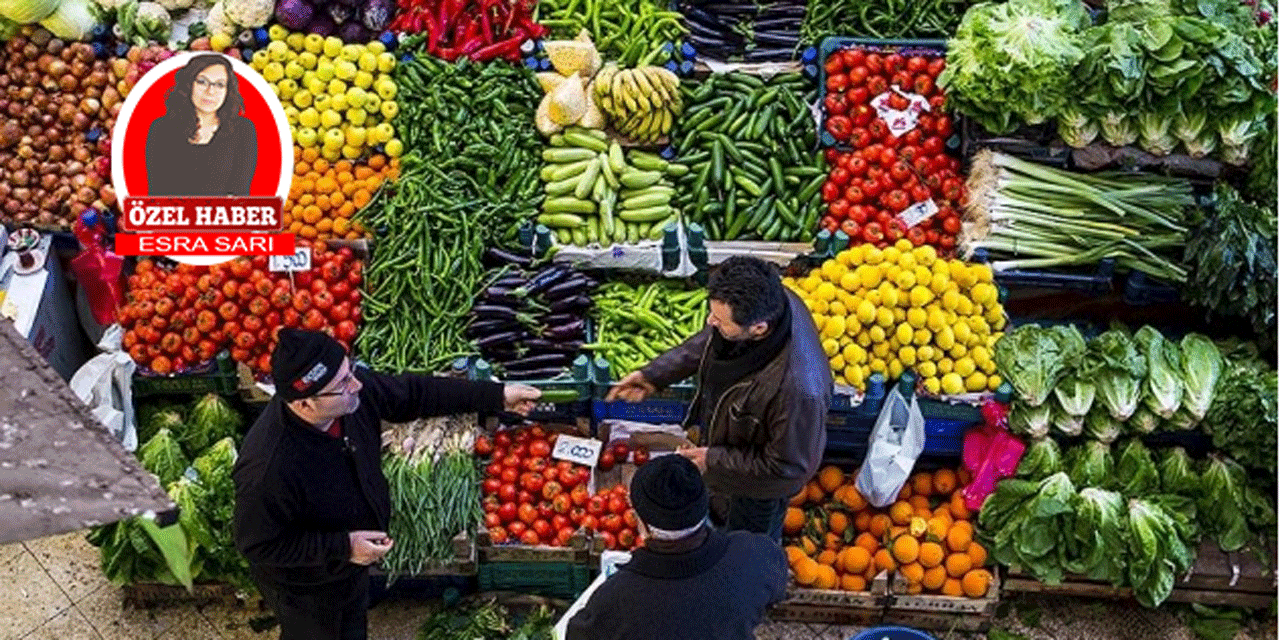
[592, 63, 683, 144]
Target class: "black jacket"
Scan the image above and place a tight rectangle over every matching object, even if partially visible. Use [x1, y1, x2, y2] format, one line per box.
[232, 366, 503, 588]
[145, 114, 258, 196]
[566, 528, 788, 640]
[641, 289, 833, 499]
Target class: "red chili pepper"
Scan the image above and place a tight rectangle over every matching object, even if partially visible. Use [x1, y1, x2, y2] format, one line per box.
[478, 7, 493, 42]
[469, 35, 523, 61]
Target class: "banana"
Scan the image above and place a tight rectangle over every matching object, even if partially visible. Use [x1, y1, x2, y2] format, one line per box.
[658, 109, 673, 136]
[612, 71, 634, 114]
[622, 71, 650, 113]
[631, 67, 657, 101]
[640, 66, 671, 106]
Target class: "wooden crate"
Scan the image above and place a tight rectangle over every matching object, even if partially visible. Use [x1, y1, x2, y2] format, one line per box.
[121, 582, 243, 608]
[882, 568, 1000, 633]
[380, 531, 477, 577]
[770, 571, 890, 625]
[477, 526, 594, 564]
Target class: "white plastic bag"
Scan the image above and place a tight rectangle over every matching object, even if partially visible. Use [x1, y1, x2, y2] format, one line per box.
[69, 324, 137, 450]
[855, 386, 925, 507]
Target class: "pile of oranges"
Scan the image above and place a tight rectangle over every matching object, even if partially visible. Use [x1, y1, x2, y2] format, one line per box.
[285, 147, 397, 240]
[783, 465, 993, 599]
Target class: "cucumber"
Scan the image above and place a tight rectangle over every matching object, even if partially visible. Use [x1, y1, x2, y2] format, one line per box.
[537, 212, 589, 228]
[619, 170, 664, 190]
[621, 192, 672, 210]
[548, 158, 593, 181]
[537, 388, 581, 403]
[542, 147, 597, 163]
[543, 198, 596, 215]
[618, 205, 672, 223]
[563, 130, 608, 153]
[627, 150, 669, 173]
[574, 157, 601, 200]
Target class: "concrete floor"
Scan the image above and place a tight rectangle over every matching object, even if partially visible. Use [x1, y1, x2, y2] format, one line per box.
[1, 532, 1274, 640]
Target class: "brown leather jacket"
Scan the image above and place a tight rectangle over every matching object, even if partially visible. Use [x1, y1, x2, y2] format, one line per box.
[641, 289, 832, 500]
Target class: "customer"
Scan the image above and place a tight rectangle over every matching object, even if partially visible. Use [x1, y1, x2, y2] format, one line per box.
[565, 454, 787, 640]
[233, 328, 540, 640]
[607, 256, 832, 540]
[145, 53, 258, 196]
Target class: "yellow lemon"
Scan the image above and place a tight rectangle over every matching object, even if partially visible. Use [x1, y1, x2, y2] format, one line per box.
[881, 286, 901, 308]
[956, 296, 974, 316]
[938, 358, 954, 375]
[895, 323, 915, 345]
[894, 239, 914, 252]
[913, 328, 932, 347]
[869, 326, 887, 343]
[966, 372, 988, 392]
[987, 374, 1003, 391]
[918, 361, 937, 378]
[941, 373, 965, 395]
[845, 366, 866, 389]
[893, 307, 907, 323]
[873, 341, 891, 359]
[883, 247, 902, 264]
[954, 322, 972, 345]
[840, 271, 861, 292]
[912, 245, 938, 266]
[829, 301, 848, 318]
[923, 376, 942, 395]
[973, 264, 995, 283]
[917, 345, 936, 362]
[876, 307, 895, 328]
[926, 307, 947, 332]
[870, 359, 888, 374]
[856, 332, 872, 347]
[865, 247, 885, 265]
[888, 359, 905, 380]
[897, 253, 917, 271]
[899, 346, 918, 366]
[824, 316, 847, 340]
[954, 357, 976, 377]
[949, 343, 968, 360]
[910, 286, 935, 308]
[816, 282, 838, 302]
[907, 308, 928, 329]
[857, 265, 881, 289]
[830, 354, 846, 371]
[930, 272, 951, 295]
[843, 343, 867, 365]
[822, 338, 840, 358]
[856, 300, 877, 325]
[896, 269, 918, 290]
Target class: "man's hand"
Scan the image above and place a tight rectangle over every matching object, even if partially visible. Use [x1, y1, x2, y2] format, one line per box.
[348, 530, 393, 566]
[606, 371, 656, 402]
[503, 383, 541, 415]
[677, 446, 707, 472]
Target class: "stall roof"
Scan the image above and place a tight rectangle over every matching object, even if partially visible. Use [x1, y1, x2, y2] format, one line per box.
[0, 319, 171, 545]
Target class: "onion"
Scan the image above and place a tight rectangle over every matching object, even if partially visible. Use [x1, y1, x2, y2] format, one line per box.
[31, 136, 47, 152]
[36, 211, 55, 227]
[23, 158, 37, 173]
[70, 61, 88, 78]
[71, 146, 89, 162]
[74, 45, 93, 65]
[5, 157, 19, 171]
[59, 46, 73, 62]
[12, 188, 30, 201]
[52, 185, 70, 202]
[40, 174, 58, 190]
[86, 70, 108, 89]
[64, 160, 84, 174]
[36, 53, 53, 73]
[99, 185, 115, 206]
[58, 102, 76, 124]
[22, 43, 38, 59]
[69, 172, 86, 188]
[76, 186, 95, 203]
[11, 169, 28, 186]
[72, 111, 89, 131]
[3, 199, 18, 213]
[16, 85, 32, 100]
[5, 103, 20, 118]
[47, 59, 67, 77]
[101, 86, 120, 109]
[84, 173, 102, 189]
[0, 184, 9, 198]
[59, 75, 78, 93]
[16, 145, 33, 160]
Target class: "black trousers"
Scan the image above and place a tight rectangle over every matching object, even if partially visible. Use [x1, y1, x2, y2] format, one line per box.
[253, 567, 370, 640]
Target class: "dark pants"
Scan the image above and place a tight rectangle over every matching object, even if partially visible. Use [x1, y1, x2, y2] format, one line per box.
[716, 494, 788, 542]
[253, 568, 370, 640]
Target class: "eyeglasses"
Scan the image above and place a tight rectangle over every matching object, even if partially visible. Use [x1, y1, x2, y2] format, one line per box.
[194, 77, 227, 91]
[313, 371, 358, 398]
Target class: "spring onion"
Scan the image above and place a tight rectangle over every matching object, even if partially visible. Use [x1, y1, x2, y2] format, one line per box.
[961, 150, 1195, 282]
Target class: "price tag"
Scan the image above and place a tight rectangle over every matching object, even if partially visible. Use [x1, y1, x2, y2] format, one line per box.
[552, 435, 603, 467]
[899, 200, 940, 229]
[269, 247, 311, 272]
[871, 87, 931, 138]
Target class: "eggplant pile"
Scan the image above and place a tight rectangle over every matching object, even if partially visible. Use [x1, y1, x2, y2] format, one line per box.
[679, 0, 807, 62]
[466, 250, 596, 381]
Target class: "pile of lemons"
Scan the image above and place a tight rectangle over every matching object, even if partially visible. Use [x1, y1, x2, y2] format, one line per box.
[247, 26, 403, 162]
[784, 240, 1006, 396]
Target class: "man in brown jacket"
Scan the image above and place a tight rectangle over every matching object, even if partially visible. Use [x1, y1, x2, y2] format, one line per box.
[607, 256, 832, 540]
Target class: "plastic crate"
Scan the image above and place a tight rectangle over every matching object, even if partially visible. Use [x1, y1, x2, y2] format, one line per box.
[476, 561, 594, 599]
[960, 116, 1071, 168]
[1122, 270, 1180, 306]
[590, 349, 698, 425]
[825, 409, 873, 459]
[970, 249, 1117, 295]
[468, 355, 592, 425]
[817, 38, 948, 148]
[132, 350, 239, 397]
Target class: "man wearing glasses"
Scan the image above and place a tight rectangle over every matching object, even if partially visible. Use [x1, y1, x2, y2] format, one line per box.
[233, 328, 540, 640]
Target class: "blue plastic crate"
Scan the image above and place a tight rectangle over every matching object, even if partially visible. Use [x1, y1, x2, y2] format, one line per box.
[590, 379, 695, 425]
[851, 626, 937, 640]
[1122, 270, 1180, 306]
[921, 417, 971, 457]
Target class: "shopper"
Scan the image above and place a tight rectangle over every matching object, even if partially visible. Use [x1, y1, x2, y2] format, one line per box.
[607, 255, 832, 540]
[564, 454, 787, 640]
[233, 328, 540, 640]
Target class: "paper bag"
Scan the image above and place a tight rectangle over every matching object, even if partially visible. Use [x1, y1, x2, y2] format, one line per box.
[855, 386, 925, 508]
[69, 325, 137, 450]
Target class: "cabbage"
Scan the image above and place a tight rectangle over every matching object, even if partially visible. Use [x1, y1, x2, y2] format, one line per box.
[138, 429, 189, 486]
[1129, 407, 1160, 434]
[995, 324, 1087, 407]
[1083, 405, 1124, 443]
[1051, 401, 1084, 436]
[1066, 439, 1115, 489]
[1138, 111, 1179, 156]
[1158, 447, 1200, 495]
[1016, 437, 1063, 480]
[1135, 326, 1182, 419]
[1089, 329, 1147, 421]
[1178, 333, 1222, 422]
[1067, 487, 1128, 584]
[1058, 105, 1100, 148]
[1100, 111, 1139, 147]
[39, 0, 100, 39]
[1053, 367, 1096, 419]
[980, 473, 1078, 585]
[0, 0, 58, 23]
[185, 393, 242, 454]
[1009, 400, 1052, 438]
[1115, 439, 1161, 496]
[1198, 456, 1254, 552]
[1127, 497, 1196, 607]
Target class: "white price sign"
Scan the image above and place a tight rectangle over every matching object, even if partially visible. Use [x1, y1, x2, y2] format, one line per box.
[269, 247, 312, 272]
[899, 200, 940, 229]
[870, 87, 931, 138]
[552, 435, 603, 468]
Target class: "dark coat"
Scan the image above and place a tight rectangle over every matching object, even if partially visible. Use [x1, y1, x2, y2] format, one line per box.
[145, 113, 258, 196]
[641, 289, 833, 500]
[565, 529, 788, 640]
[232, 366, 503, 588]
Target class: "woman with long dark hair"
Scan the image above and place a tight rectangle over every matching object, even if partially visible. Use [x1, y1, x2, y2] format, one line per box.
[145, 53, 258, 196]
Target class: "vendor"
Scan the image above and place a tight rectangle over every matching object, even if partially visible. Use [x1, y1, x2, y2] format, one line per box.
[233, 328, 541, 640]
[564, 454, 787, 640]
[607, 256, 832, 540]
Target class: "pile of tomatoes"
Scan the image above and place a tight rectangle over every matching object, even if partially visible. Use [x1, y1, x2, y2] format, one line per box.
[119, 242, 362, 376]
[475, 426, 646, 551]
[818, 46, 965, 253]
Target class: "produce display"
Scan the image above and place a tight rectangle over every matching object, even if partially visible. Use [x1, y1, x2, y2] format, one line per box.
[801, 0, 971, 44]
[284, 148, 390, 239]
[476, 426, 645, 551]
[389, 0, 543, 62]
[592, 63, 682, 144]
[89, 395, 249, 592]
[818, 44, 964, 253]
[415, 598, 557, 640]
[533, 36, 604, 134]
[673, 72, 823, 241]
[785, 465, 993, 598]
[120, 245, 362, 376]
[678, 0, 806, 63]
[1202, 340, 1278, 481]
[786, 241, 1005, 394]
[356, 54, 541, 374]
[587, 280, 708, 378]
[0, 34, 119, 228]
[963, 150, 1194, 282]
[535, 0, 684, 68]
[537, 129, 685, 246]
[468, 260, 595, 380]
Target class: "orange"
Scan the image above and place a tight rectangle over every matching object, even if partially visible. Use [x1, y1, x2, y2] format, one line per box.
[863, 563, 878, 582]
[824, 532, 842, 550]
[299, 225, 318, 239]
[905, 582, 924, 594]
[933, 468, 958, 495]
[926, 517, 950, 540]
[908, 516, 928, 538]
[889, 501, 914, 525]
[922, 565, 948, 590]
[941, 578, 964, 597]
[789, 487, 807, 507]
[818, 465, 845, 493]
[828, 511, 850, 536]
[843, 546, 871, 574]
[817, 549, 838, 567]
[367, 154, 386, 170]
[784, 507, 805, 536]
[950, 491, 972, 521]
[869, 514, 892, 539]
[962, 569, 992, 598]
[874, 548, 896, 572]
[967, 542, 988, 567]
[793, 557, 819, 586]
[315, 218, 333, 234]
[899, 561, 924, 586]
[800, 536, 818, 556]
[911, 471, 935, 497]
[855, 532, 879, 554]
[946, 521, 973, 553]
[933, 504, 954, 523]
[889, 525, 908, 540]
[814, 564, 839, 590]
[785, 546, 807, 566]
[841, 574, 867, 592]
[945, 552, 972, 578]
[839, 486, 868, 511]
[918, 542, 945, 568]
[854, 510, 872, 533]
[908, 495, 931, 511]
[806, 480, 825, 503]
[915, 507, 936, 520]
[332, 218, 351, 236]
[897, 483, 913, 501]
[352, 189, 372, 209]
[891, 535, 920, 564]
[957, 466, 973, 487]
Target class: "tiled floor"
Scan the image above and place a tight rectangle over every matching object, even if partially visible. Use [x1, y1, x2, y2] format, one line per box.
[2, 532, 1276, 640]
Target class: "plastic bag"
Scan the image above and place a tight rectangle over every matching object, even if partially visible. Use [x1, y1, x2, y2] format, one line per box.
[69, 324, 137, 450]
[960, 399, 1025, 512]
[856, 386, 925, 507]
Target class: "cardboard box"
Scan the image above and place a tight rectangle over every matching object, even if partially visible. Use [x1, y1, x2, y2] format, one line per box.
[0, 234, 93, 381]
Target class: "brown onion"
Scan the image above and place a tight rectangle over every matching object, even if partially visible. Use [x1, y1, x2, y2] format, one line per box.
[36, 53, 54, 73]
[86, 70, 108, 89]
[71, 146, 90, 163]
[22, 43, 38, 59]
[16, 145, 32, 160]
[47, 59, 67, 77]
[58, 103, 76, 124]
[16, 85, 32, 100]
[47, 145, 65, 161]
[58, 75, 77, 93]
[64, 160, 84, 175]
[70, 60, 88, 78]
[12, 187, 30, 201]
[39, 174, 57, 191]
[72, 111, 89, 131]
[59, 46, 73, 62]
[76, 186, 95, 203]
[11, 169, 28, 186]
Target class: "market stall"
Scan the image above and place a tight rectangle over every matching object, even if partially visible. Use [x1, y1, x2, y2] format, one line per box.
[0, 0, 1275, 634]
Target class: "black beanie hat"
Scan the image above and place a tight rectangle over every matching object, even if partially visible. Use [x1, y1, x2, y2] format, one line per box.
[271, 328, 346, 401]
[629, 454, 709, 531]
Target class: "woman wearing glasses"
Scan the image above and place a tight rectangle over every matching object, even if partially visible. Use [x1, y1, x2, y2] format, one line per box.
[145, 53, 258, 196]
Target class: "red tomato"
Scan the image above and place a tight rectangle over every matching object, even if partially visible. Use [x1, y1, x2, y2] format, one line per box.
[840, 219, 862, 239]
[823, 56, 844, 75]
[830, 167, 852, 187]
[552, 493, 572, 514]
[885, 190, 911, 212]
[867, 75, 888, 95]
[571, 485, 590, 507]
[488, 526, 508, 544]
[825, 115, 853, 140]
[829, 199, 852, 219]
[825, 73, 848, 93]
[914, 75, 935, 96]
[890, 161, 912, 182]
[600, 531, 617, 550]
[844, 185, 865, 205]
[842, 48, 865, 69]
[927, 58, 946, 77]
[846, 86, 870, 105]
[911, 185, 932, 203]
[633, 448, 649, 465]
[823, 92, 849, 116]
[520, 529, 541, 546]
[532, 519, 553, 542]
[907, 226, 928, 246]
[518, 503, 538, 525]
[482, 478, 502, 495]
[820, 215, 839, 233]
[607, 495, 628, 516]
[906, 55, 928, 73]
[862, 222, 885, 243]
[599, 514, 623, 534]
[869, 120, 889, 141]
[849, 156, 869, 176]
[498, 501, 518, 524]
[865, 53, 883, 74]
[520, 472, 545, 494]
[507, 521, 527, 537]
[847, 66, 869, 87]
[852, 104, 875, 127]
[822, 181, 843, 203]
[943, 216, 962, 235]
[849, 128, 872, 148]
[886, 218, 908, 242]
[529, 439, 552, 458]
[587, 495, 607, 517]
[556, 527, 576, 547]
[541, 481, 563, 500]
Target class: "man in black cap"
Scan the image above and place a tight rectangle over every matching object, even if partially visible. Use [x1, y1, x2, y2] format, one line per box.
[233, 328, 540, 640]
[564, 454, 787, 640]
